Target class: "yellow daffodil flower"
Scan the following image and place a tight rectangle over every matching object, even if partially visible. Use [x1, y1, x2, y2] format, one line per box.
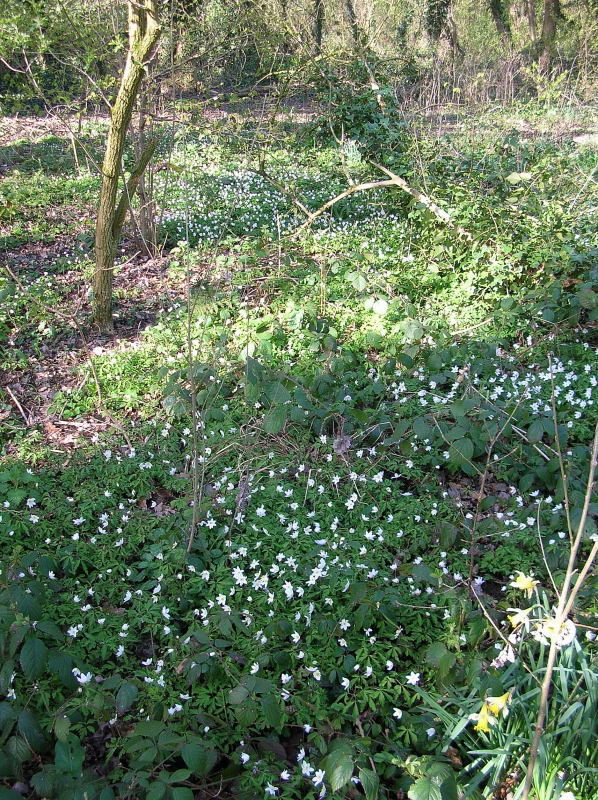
[486, 691, 511, 718]
[472, 701, 493, 733]
[510, 572, 539, 598]
[507, 607, 533, 628]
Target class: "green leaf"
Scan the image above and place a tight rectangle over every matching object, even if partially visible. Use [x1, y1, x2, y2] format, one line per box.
[146, 783, 167, 800]
[527, 420, 544, 444]
[245, 356, 263, 385]
[54, 739, 84, 775]
[408, 776, 442, 800]
[35, 620, 63, 641]
[17, 710, 47, 752]
[426, 642, 449, 668]
[448, 437, 473, 463]
[19, 637, 47, 680]
[265, 382, 291, 404]
[0, 789, 24, 800]
[30, 771, 55, 797]
[228, 684, 249, 705]
[47, 650, 77, 688]
[261, 694, 282, 730]
[116, 682, 138, 714]
[350, 272, 368, 291]
[181, 743, 217, 776]
[167, 769, 191, 783]
[172, 789, 194, 800]
[54, 715, 71, 743]
[263, 405, 287, 434]
[358, 767, 380, 800]
[325, 749, 354, 793]
[133, 721, 164, 738]
[402, 318, 424, 342]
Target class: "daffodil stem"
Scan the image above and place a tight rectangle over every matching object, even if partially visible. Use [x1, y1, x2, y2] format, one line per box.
[521, 422, 598, 800]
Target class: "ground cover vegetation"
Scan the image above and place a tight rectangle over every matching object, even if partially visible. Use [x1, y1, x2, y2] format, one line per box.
[0, 1, 597, 799]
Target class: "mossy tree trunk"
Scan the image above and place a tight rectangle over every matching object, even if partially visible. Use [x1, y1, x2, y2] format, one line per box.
[314, 0, 324, 52]
[488, 0, 512, 45]
[538, 0, 557, 73]
[93, 0, 161, 332]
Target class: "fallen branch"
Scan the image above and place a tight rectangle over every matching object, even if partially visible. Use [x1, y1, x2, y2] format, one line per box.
[372, 161, 473, 240]
[292, 162, 473, 240]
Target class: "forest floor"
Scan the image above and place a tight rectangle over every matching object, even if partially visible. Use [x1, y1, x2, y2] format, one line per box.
[0, 97, 597, 800]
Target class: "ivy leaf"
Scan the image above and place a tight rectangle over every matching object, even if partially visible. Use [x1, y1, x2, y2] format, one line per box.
[116, 682, 138, 714]
[408, 776, 442, 800]
[19, 637, 47, 680]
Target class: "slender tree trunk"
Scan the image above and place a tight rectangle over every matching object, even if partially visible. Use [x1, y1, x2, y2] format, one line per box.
[538, 0, 556, 72]
[446, 5, 464, 60]
[93, 0, 161, 332]
[527, 0, 538, 41]
[489, 0, 512, 44]
[136, 87, 158, 258]
[314, 0, 324, 53]
[343, 0, 386, 112]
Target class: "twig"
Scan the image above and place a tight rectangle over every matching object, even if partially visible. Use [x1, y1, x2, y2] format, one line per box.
[5, 386, 30, 424]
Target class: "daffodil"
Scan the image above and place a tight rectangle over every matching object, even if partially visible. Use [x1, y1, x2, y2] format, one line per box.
[510, 571, 539, 598]
[507, 606, 533, 628]
[534, 616, 577, 648]
[471, 701, 493, 733]
[486, 691, 511, 718]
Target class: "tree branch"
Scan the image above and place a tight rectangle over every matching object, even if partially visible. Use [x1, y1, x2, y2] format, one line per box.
[112, 137, 157, 239]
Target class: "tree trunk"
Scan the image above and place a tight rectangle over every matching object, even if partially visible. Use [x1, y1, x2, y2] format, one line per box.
[446, 5, 464, 60]
[136, 87, 158, 258]
[344, 0, 366, 49]
[538, 0, 556, 73]
[314, 0, 324, 53]
[527, 0, 538, 41]
[93, 0, 161, 332]
[489, 0, 512, 44]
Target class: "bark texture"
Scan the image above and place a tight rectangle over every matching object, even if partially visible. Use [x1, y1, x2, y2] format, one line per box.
[488, 0, 512, 44]
[93, 0, 161, 332]
[313, 0, 324, 52]
[539, 0, 557, 73]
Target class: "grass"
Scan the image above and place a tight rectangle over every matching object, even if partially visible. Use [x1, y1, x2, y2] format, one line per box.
[0, 100, 597, 800]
